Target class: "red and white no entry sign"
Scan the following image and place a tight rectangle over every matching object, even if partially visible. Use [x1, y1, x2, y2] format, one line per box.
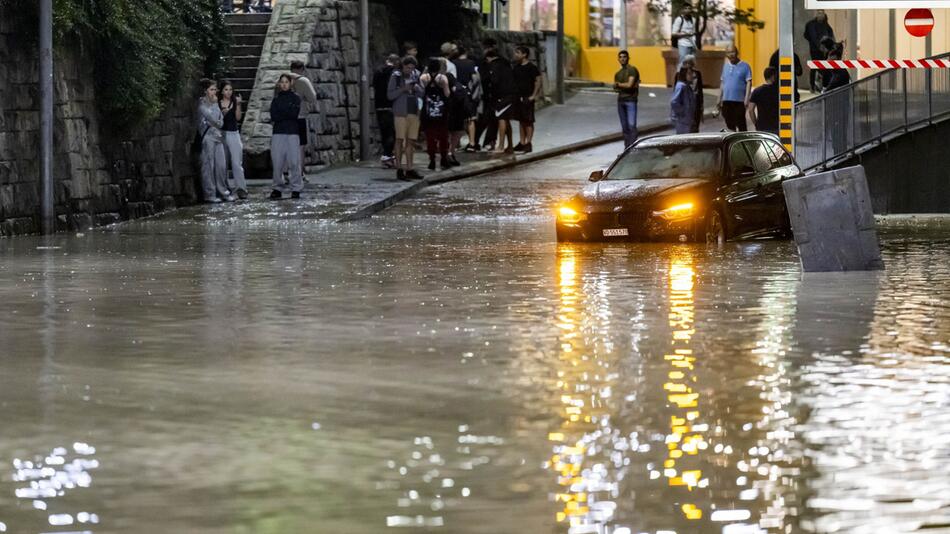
[905, 8, 934, 38]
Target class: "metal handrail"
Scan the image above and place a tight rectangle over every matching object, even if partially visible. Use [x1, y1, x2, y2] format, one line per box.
[794, 52, 950, 172]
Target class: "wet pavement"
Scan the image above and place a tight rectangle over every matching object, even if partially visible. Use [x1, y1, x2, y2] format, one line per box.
[1, 142, 949, 534]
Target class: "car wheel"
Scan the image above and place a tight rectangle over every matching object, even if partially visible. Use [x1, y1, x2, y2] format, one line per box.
[704, 209, 726, 245]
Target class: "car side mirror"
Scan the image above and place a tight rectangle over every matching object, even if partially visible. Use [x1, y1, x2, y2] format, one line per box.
[589, 170, 604, 182]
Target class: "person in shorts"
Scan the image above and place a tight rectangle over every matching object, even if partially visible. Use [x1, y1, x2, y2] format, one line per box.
[386, 56, 424, 180]
[512, 46, 541, 153]
[485, 49, 516, 154]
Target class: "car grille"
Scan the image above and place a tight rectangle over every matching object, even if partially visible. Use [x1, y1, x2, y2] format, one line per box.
[589, 210, 649, 228]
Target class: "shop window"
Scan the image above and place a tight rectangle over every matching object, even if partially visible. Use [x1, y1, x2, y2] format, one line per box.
[589, 0, 623, 47]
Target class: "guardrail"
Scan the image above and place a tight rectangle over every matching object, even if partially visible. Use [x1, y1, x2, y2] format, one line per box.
[794, 52, 950, 172]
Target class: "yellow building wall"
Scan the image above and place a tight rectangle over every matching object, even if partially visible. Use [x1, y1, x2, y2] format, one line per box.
[566, 0, 778, 86]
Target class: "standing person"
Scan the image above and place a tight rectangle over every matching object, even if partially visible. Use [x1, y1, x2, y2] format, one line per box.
[269, 75, 303, 200]
[373, 54, 400, 168]
[821, 42, 850, 92]
[718, 44, 752, 132]
[747, 67, 780, 135]
[769, 48, 804, 100]
[453, 46, 481, 153]
[486, 50, 517, 154]
[197, 79, 232, 203]
[440, 42, 458, 77]
[420, 59, 452, 170]
[403, 41, 418, 60]
[670, 67, 697, 134]
[218, 80, 247, 200]
[387, 56, 424, 180]
[613, 50, 641, 148]
[446, 73, 470, 166]
[512, 46, 541, 153]
[288, 60, 317, 176]
[671, 4, 697, 69]
[476, 38, 499, 151]
[804, 10, 836, 93]
[681, 55, 704, 133]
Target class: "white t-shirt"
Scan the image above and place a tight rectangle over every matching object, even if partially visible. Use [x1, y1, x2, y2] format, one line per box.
[445, 59, 457, 77]
[673, 16, 696, 49]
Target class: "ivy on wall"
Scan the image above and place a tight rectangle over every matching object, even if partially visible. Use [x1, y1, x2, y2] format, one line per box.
[0, 0, 230, 132]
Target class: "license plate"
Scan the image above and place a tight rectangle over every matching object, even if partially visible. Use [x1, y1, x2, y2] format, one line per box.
[602, 228, 629, 237]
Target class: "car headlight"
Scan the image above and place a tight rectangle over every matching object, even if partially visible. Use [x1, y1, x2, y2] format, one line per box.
[652, 202, 695, 221]
[557, 205, 586, 224]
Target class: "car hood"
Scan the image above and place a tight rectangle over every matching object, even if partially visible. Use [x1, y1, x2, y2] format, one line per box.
[578, 178, 707, 209]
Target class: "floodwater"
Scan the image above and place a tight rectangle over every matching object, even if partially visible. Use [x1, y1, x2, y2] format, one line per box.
[0, 143, 948, 534]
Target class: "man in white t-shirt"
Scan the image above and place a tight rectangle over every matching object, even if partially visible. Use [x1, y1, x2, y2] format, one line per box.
[441, 42, 458, 77]
[671, 4, 697, 69]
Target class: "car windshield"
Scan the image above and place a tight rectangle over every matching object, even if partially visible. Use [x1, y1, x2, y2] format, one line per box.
[606, 145, 722, 180]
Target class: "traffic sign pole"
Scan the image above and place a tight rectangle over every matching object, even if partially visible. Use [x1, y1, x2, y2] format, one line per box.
[779, 0, 794, 153]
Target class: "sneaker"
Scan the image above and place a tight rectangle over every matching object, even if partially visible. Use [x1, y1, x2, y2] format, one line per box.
[397, 169, 406, 180]
[237, 189, 248, 200]
[448, 155, 461, 167]
[269, 190, 282, 200]
[205, 197, 223, 204]
[523, 143, 533, 153]
[291, 191, 301, 200]
[463, 144, 477, 153]
[513, 143, 526, 152]
[428, 159, 436, 171]
[381, 156, 395, 169]
[405, 169, 423, 180]
[224, 194, 237, 202]
[440, 158, 452, 170]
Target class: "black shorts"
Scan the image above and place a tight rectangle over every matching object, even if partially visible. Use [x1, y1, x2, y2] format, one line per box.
[297, 118, 309, 145]
[494, 98, 516, 121]
[518, 97, 535, 124]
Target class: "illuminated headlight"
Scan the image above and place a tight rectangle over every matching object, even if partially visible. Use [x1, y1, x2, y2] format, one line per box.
[557, 205, 586, 224]
[652, 202, 695, 221]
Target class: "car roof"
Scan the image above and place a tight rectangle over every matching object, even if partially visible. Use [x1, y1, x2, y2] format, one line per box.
[634, 132, 776, 148]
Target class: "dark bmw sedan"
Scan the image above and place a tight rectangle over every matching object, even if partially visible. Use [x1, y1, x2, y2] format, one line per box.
[555, 132, 802, 243]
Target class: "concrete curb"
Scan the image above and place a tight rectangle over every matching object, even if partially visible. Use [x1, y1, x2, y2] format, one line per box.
[336, 112, 718, 223]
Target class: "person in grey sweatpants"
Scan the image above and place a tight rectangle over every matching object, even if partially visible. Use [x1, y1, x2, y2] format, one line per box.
[197, 79, 233, 203]
[269, 74, 303, 200]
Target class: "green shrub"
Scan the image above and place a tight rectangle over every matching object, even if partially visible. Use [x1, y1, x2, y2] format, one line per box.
[0, 0, 230, 131]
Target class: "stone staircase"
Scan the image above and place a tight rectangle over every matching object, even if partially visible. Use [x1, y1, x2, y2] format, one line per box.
[223, 13, 271, 106]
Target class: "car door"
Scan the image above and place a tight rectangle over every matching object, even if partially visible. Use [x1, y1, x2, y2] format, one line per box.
[744, 139, 785, 235]
[721, 141, 760, 237]
[763, 139, 801, 229]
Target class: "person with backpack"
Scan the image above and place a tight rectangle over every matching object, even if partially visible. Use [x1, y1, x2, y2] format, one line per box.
[420, 59, 452, 171]
[269, 74, 303, 200]
[387, 56, 424, 180]
[446, 73, 469, 167]
[453, 46, 481, 153]
[373, 54, 400, 168]
[671, 4, 698, 69]
[196, 78, 233, 203]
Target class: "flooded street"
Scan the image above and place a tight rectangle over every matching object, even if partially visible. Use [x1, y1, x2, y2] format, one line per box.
[1, 143, 949, 533]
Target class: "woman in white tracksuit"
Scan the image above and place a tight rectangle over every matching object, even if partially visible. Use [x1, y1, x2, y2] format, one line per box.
[197, 79, 233, 203]
[218, 80, 247, 200]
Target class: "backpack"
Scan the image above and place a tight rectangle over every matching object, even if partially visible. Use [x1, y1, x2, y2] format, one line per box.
[423, 79, 447, 121]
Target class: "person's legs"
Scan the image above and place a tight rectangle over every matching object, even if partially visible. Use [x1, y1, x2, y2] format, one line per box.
[394, 115, 408, 170]
[224, 131, 246, 193]
[271, 134, 287, 193]
[723, 101, 747, 131]
[200, 137, 218, 201]
[405, 115, 420, 172]
[617, 101, 633, 147]
[437, 124, 449, 164]
[465, 119, 477, 149]
[626, 101, 638, 144]
[496, 119, 508, 151]
[287, 135, 303, 193]
[378, 109, 395, 159]
[212, 141, 230, 198]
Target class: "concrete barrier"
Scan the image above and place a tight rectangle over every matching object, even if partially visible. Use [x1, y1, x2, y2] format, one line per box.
[782, 165, 884, 272]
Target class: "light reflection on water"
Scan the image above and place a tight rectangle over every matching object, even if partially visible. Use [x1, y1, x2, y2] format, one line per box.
[0, 211, 947, 533]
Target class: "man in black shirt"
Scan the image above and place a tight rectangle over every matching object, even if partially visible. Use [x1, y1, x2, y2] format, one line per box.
[804, 11, 835, 93]
[512, 45, 541, 153]
[453, 46, 481, 152]
[747, 67, 780, 135]
[373, 54, 399, 167]
[485, 49, 517, 154]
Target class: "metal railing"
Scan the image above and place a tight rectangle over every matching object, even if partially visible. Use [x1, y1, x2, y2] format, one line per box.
[794, 52, 950, 172]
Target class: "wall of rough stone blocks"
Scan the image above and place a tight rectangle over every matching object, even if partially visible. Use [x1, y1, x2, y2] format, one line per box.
[0, 11, 200, 237]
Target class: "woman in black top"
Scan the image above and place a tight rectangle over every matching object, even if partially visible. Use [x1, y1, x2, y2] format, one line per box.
[218, 80, 247, 200]
[269, 75, 303, 200]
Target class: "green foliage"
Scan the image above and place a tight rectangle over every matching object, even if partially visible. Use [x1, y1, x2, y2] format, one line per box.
[0, 0, 230, 131]
[563, 34, 581, 56]
[648, 0, 765, 49]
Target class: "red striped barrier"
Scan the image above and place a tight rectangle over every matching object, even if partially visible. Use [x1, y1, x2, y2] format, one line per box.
[808, 58, 950, 69]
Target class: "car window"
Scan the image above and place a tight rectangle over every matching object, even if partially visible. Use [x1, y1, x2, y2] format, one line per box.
[606, 145, 722, 180]
[764, 139, 793, 167]
[728, 143, 754, 176]
[746, 141, 775, 173]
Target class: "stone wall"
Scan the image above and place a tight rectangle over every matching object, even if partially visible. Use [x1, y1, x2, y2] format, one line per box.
[242, 0, 396, 173]
[0, 13, 199, 237]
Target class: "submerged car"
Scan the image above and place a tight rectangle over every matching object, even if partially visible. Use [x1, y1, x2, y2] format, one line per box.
[556, 132, 801, 243]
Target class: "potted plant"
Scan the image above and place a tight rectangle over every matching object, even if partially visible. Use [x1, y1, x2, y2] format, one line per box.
[651, 0, 764, 87]
[563, 34, 581, 78]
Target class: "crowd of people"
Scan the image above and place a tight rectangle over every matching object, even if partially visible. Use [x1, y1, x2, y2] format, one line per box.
[372, 39, 543, 181]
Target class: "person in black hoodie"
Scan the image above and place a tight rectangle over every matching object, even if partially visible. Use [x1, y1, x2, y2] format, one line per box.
[420, 59, 452, 170]
[373, 54, 400, 168]
[269, 74, 303, 200]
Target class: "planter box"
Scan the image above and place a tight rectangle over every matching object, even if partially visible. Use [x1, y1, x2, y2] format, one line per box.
[662, 48, 726, 89]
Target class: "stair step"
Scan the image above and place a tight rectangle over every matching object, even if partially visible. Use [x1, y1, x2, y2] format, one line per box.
[224, 66, 259, 79]
[225, 22, 270, 35]
[230, 55, 263, 69]
[232, 33, 266, 46]
[230, 44, 264, 57]
[228, 78, 256, 90]
[224, 13, 270, 25]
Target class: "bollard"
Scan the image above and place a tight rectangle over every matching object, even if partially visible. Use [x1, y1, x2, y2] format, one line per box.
[782, 165, 884, 272]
